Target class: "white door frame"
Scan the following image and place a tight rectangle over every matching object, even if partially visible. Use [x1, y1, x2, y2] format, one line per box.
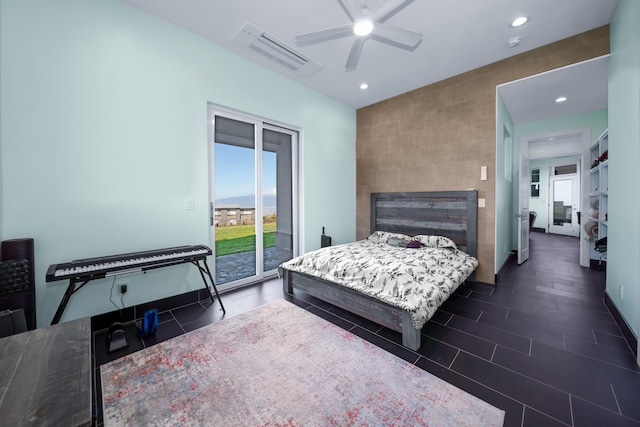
[519, 128, 591, 267]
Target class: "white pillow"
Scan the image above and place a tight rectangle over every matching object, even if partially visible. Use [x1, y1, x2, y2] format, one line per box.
[411, 235, 458, 249]
[368, 231, 411, 244]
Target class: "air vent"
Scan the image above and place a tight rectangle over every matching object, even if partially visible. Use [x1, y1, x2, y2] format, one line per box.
[233, 22, 322, 78]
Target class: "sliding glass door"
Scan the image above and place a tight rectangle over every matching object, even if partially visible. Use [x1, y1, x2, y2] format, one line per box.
[262, 128, 294, 272]
[209, 108, 297, 289]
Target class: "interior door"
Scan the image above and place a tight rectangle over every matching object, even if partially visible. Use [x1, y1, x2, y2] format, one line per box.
[548, 171, 580, 237]
[517, 156, 530, 264]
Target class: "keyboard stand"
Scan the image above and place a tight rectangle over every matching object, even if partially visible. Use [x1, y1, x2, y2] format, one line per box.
[192, 258, 226, 313]
[50, 257, 225, 325]
[51, 279, 91, 325]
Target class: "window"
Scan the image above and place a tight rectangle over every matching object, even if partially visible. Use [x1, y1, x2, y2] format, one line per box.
[531, 168, 540, 198]
[554, 164, 577, 175]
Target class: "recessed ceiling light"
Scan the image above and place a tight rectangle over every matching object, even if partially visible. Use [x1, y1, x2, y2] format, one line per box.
[555, 96, 568, 103]
[507, 37, 521, 48]
[353, 19, 374, 36]
[360, 82, 369, 90]
[510, 16, 530, 28]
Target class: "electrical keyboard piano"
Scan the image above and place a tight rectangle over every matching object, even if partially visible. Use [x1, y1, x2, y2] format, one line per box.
[46, 245, 225, 324]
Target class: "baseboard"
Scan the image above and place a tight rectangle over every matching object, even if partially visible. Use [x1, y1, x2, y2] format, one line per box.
[91, 288, 212, 332]
[531, 227, 546, 233]
[604, 291, 638, 357]
[495, 251, 516, 284]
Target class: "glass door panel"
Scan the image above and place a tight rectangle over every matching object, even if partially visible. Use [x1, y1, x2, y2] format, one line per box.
[262, 127, 294, 272]
[552, 179, 572, 226]
[213, 116, 257, 285]
[548, 174, 579, 237]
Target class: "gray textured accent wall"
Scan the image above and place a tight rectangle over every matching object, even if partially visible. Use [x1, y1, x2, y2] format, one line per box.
[356, 26, 610, 284]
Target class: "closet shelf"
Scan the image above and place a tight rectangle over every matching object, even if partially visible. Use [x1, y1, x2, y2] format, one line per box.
[588, 128, 608, 268]
[589, 192, 608, 197]
[589, 160, 608, 174]
[587, 216, 608, 224]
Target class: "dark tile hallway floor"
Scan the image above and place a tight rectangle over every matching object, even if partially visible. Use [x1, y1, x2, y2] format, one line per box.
[93, 232, 640, 426]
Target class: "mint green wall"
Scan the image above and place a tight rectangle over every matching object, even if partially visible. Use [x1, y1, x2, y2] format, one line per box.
[0, 0, 356, 325]
[495, 94, 514, 273]
[608, 0, 640, 337]
[511, 109, 608, 249]
[528, 156, 581, 230]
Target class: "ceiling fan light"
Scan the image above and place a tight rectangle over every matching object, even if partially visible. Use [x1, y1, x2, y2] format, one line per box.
[353, 19, 374, 36]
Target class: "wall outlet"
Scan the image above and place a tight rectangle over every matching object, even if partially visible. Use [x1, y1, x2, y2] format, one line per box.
[619, 283, 623, 300]
[119, 282, 128, 294]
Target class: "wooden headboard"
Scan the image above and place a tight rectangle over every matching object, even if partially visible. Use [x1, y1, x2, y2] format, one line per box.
[370, 190, 478, 260]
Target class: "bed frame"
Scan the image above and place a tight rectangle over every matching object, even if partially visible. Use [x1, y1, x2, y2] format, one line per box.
[282, 190, 478, 350]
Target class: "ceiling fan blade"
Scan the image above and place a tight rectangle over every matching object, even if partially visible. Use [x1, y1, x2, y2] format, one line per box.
[295, 24, 354, 46]
[338, 0, 363, 21]
[371, 24, 422, 49]
[371, 0, 414, 23]
[345, 38, 365, 71]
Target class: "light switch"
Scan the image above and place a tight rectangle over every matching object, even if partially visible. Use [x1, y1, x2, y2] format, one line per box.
[480, 166, 487, 181]
[478, 198, 486, 208]
[186, 199, 195, 211]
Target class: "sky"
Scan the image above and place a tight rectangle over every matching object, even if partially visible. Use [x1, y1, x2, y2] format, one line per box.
[214, 143, 276, 200]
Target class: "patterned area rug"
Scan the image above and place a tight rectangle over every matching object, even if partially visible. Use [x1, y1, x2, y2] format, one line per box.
[101, 300, 505, 426]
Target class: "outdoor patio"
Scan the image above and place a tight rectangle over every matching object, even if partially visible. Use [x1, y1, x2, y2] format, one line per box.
[215, 246, 292, 285]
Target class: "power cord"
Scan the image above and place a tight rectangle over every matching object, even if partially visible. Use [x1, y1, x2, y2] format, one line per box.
[109, 276, 122, 311]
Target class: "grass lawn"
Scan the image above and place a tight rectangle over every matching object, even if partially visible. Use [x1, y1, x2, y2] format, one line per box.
[215, 223, 276, 256]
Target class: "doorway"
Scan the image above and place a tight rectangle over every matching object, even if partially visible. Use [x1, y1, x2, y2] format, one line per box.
[520, 131, 590, 266]
[495, 55, 609, 275]
[208, 106, 299, 290]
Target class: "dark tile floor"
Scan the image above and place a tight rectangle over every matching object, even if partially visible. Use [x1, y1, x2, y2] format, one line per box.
[92, 232, 640, 426]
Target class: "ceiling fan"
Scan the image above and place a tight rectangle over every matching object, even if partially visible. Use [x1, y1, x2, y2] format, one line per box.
[295, 0, 422, 72]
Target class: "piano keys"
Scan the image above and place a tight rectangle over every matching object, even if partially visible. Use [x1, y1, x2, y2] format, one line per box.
[46, 245, 225, 324]
[47, 245, 212, 281]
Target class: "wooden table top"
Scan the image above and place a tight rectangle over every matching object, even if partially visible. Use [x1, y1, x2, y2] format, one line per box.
[0, 317, 91, 426]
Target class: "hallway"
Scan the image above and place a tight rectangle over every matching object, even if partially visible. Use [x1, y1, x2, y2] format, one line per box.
[445, 231, 638, 426]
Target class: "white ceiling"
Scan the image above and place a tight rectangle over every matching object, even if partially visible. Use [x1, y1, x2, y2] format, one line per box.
[122, 0, 617, 117]
[498, 55, 609, 123]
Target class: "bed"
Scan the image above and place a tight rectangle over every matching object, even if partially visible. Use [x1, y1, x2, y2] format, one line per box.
[280, 190, 478, 350]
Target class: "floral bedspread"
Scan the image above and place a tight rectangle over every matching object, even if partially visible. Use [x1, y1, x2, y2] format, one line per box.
[279, 238, 478, 330]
